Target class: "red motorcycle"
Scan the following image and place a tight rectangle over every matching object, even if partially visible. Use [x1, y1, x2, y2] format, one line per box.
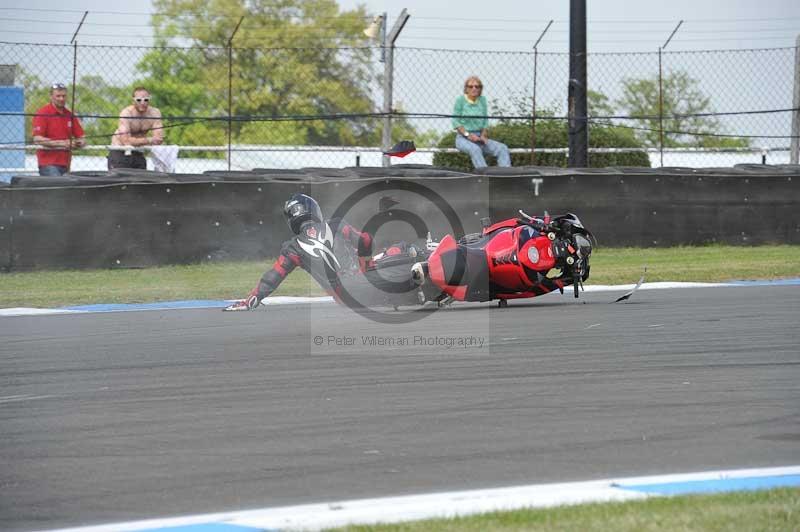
[410, 211, 594, 307]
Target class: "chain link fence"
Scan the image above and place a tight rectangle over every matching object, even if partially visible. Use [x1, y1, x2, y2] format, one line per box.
[1, 40, 798, 176]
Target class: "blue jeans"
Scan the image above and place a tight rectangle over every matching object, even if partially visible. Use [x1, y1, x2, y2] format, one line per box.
[39, 165, 68, 176]
[455, 133, 511, 169]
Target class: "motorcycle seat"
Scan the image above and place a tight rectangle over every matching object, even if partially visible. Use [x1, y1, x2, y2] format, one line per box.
[439, 242, 491, 301]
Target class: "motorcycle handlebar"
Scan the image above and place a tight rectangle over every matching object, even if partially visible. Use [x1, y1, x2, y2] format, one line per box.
[528, 218, 558, 234]
[518, 210, 559, 235]
[519, 209, 564, 235]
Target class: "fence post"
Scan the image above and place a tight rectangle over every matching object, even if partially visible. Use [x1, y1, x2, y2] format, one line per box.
[658, 46, 664, 167]
[791, 35, 800, 164]
[567, 0, 588, 168]
[71, 41, 78, 119]
[69, 11, 88, 173]
[381, 10, 410, 168]
[380, 13, 390, 168]
[530, 21, 552, 166]
[659, 21, 682, 168]
[531, 48, 538, 165]
[227, 17, 244, 172]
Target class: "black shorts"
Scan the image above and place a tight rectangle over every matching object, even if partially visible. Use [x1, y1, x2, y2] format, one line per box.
[108, 150, 147, 170]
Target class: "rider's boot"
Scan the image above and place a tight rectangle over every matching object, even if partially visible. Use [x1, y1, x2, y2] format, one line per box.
[411, 262, 428, 286]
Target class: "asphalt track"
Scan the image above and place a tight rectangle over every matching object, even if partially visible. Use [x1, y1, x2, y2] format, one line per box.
[1, 285, 798, 531]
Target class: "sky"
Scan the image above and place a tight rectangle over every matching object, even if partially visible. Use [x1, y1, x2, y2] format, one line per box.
[0, 0, 799, 52]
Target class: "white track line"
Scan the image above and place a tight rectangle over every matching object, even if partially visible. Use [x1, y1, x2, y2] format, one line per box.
[5, 280, 793, 318]
[36, 465, 800, 532]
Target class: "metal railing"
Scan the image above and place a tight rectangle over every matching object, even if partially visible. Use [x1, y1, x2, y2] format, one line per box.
[1, 144, 786, 181]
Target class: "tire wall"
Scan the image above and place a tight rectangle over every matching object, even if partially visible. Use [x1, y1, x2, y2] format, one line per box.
[0, 166, 797, 271]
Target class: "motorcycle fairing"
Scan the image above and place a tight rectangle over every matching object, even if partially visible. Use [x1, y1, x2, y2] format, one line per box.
[482, 218, 522, 236]
[495, 278, 566, 300]
[428, 225, 567, 302]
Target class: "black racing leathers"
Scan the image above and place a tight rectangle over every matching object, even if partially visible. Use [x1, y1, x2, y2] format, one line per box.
[247, 218, 373, 304]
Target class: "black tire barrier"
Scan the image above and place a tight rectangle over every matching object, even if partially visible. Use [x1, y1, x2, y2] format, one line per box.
[1, 165, 798, 270]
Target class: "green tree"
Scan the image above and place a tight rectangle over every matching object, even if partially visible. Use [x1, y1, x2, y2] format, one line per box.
[72, 76, 130, 145]
[587, 89, 615, 119]
[135, 47, 228, 154]
[20, 70, 50, 141]
[139, 0, 416, 148]
[617, 70, 748, 148]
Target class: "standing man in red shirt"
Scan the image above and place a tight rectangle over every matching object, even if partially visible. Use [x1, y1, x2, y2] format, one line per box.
[32, 83, 86, 176]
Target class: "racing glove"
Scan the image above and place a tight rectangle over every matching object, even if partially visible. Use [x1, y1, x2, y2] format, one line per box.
[223, 292, 260, 311]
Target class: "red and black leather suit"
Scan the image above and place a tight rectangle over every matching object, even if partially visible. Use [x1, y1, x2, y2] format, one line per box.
[232, 218, 373, 310]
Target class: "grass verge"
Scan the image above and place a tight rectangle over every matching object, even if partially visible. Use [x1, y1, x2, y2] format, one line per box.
[327, 487, 799, 532]
[1, 245, 799, 308]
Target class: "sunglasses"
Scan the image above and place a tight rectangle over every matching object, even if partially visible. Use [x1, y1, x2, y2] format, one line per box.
[51, 83, 67, 90]
[466, 84, 482, 89]
[134, 97, 150, 103]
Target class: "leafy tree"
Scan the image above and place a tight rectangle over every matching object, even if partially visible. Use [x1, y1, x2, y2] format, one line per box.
[20, 70, 49, 141]
[587, 89, 615, 119]
[72, 76, 131, 145]
[695, 135, 749, 149]
[617, 70, 749, 148]
[134, 47, 228, 155]
[491, 89, 615, 123]
[139, 0, 416, 147]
